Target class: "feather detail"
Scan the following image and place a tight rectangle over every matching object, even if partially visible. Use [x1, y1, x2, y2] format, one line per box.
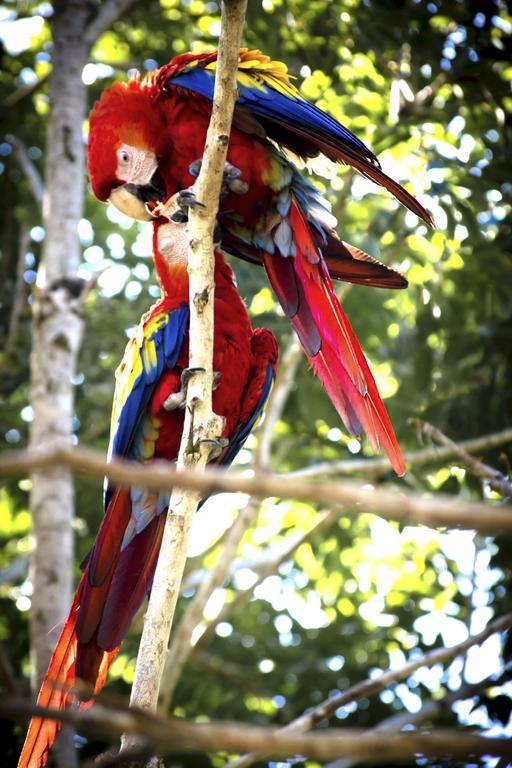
[18, 250, 278, 768]
[153, 48, 432, 226]
[264, 198, 405, 476]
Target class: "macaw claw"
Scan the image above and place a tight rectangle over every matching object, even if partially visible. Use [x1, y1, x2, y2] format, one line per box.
[201, 436, 229, 460]
[168, 188, 206, 223]
[163, 368, 221, 411]
[188, 159, 248, 197]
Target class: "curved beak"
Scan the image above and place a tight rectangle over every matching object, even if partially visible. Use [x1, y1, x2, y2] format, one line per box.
[108, 169, 167, 222]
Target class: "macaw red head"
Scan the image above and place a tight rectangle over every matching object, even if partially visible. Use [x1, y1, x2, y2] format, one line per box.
[87, 79, 168, 220]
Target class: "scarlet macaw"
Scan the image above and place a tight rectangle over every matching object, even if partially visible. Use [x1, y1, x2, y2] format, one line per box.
[18, 199, 278, 768]
[87, 50, 432, 476]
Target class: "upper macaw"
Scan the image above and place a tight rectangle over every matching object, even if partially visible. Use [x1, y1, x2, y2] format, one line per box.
[18, 197, 278, 768]
[87, 49, 432, 476]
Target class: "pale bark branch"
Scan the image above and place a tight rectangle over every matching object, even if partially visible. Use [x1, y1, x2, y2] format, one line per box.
[416, 420, 512, 497]
[158, 497, 260, 711]
[225, 611, 512, 768]
[159, 335, 301, 707]
[289, 427, 512, 479]
[2, 443, 512, 531]
[2, 698, 512, 763]
[123, 2, 248, 754]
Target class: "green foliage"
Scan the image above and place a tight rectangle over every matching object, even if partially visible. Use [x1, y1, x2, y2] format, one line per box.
[1, 0, 511, 765]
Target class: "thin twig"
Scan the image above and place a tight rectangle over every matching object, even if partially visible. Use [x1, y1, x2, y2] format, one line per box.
[7, 134, 44, 205]
[5, 75, 49, 108]
[325, 673, 502, 768]
[289, 427, 512, 479]
[82, 0, 141, 47]
[1, 224, 30, 370]
[2, 443, 512, 531]
[224, 612, 512, 768]
[416, 420, 512, 497]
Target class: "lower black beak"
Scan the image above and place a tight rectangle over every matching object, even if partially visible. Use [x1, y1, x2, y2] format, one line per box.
[125, 169, 167, 204]
[108, 170, 167, 221]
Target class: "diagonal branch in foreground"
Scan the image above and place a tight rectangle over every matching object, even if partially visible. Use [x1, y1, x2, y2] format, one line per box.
[2, 443, 512, 531]
[2, 699, 512, 763]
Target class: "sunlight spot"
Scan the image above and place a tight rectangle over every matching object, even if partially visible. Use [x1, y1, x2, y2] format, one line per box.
[0, 15, 44, 55]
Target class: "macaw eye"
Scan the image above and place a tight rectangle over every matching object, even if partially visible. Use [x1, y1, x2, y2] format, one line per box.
[118, 149, 130, 164]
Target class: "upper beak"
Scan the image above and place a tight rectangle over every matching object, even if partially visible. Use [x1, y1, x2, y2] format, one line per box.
[108, 169, 167, 222]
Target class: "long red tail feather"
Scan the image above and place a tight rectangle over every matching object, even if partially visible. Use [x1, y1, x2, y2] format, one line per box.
[264, 200, 405, 476]
[18, 489, 166, 768]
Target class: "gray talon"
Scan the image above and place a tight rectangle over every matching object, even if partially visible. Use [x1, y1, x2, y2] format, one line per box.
[226, 178, 248, 196]
[163, 391, 186, 411]
[188, 159, 247, 198]
[177, 188, 206, 211]
[223, 162, 242, 180]
[189, 159, 202, 177]
[163, 368, 206, 411]
[201, 436, 229, 460]
[170, 209, 188, 224]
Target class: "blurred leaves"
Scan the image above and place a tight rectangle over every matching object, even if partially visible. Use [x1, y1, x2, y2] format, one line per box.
[1, 0, 512, 765]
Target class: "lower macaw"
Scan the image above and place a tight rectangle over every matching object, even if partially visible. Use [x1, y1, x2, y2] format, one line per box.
[18, 198, 278, 768]
[87, 49, 431, 475]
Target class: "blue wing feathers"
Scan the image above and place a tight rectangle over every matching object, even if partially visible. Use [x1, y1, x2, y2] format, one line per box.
[106, 305, 188, 512]
[168, 69, 376, 164]
[219, 362, 275, 469]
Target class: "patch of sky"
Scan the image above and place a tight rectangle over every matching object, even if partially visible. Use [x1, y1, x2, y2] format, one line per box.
[125, 280, 142, 300]
[449, 26, 467, 44]
[84, 245, 104, 264]
[106, 204, 135, 229]
[188, 492, 245, 557]
[98, 263, 130, 298]
[131, 226, 153, 257]
[30, 226, 45, 242]
[82, 62, 115, 86]
[0, 15, 44, 55]
[77, 218, 93, 245]
[106, 232, 125, 259]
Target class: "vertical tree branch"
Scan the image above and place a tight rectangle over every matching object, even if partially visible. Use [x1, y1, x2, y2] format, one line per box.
[159, 327, 301, 709]
[158, 498, 260, 712]
[29, 1, 89, 698]
[125, 0, 248, 744]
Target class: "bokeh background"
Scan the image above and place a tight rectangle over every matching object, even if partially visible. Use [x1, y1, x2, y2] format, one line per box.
[1, 1, 511, 765]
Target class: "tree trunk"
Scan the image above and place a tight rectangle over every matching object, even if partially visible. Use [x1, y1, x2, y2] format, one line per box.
[29, 2, 88, 694]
